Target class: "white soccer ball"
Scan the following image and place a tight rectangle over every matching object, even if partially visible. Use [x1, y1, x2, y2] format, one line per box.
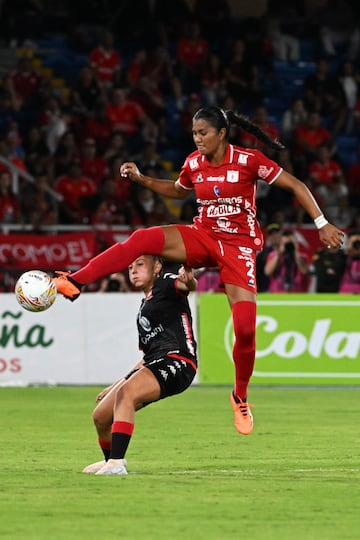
[15, 270, 57, 312]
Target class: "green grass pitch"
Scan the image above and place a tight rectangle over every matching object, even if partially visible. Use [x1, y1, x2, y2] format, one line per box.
[0, 386, 359, 540]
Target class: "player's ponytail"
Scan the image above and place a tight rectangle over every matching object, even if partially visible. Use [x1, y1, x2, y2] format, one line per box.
[193, 106, 286, 152]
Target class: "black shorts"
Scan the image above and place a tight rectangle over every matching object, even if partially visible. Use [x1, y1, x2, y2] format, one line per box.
[144, 354, 197, 400]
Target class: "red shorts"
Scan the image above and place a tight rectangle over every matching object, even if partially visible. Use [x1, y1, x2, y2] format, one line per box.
[176, 224, 257, 292]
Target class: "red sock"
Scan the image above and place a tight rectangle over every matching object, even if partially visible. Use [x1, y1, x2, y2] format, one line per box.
[98, 437, 111, 461]
[72, 227, 165, 284]
[231, 301, 256, 400]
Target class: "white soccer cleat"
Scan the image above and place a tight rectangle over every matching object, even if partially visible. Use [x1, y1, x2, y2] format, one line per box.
[82, 458, 127, 474]
[82, 460, 106, 473]
[95, 458, 128, 475]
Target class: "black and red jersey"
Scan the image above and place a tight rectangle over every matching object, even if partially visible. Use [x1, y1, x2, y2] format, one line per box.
[137, 273, 197, 364]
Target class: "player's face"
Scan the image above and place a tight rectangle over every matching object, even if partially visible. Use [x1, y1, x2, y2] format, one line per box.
[128, 256, 159, 291]
[192, 119, 225, 156]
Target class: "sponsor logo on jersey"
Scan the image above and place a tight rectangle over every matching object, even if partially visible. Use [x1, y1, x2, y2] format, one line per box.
[189, 158, 199, 170]
[207, 175, 225, 182]
[207, 204, 241, 217]
[214, 186, 220, 197]
[238, 153, 249, 165]
[258, 165, 274, 179]
[226, 170, 239, 183]
[196, 173, 204, 183]
[214, 218, 238, 234]
[139, 316, 151, 332]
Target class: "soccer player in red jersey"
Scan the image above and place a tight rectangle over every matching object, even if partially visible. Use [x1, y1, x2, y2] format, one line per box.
[54, 106, 345, 436]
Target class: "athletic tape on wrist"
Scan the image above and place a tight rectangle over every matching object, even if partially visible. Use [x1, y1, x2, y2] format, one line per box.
[314, 215, 329, 229]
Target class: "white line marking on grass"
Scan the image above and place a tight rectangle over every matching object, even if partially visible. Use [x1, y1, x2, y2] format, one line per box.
[131, 468, 359, 476]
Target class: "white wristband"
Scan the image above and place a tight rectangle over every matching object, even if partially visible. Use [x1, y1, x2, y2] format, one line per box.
[314, 215, 329, 229]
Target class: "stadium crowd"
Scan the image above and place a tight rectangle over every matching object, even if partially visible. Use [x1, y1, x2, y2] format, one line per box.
[0, 0, 359, 293]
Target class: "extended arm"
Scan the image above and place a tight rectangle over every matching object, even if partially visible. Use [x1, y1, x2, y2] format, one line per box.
[275, 170, 345, 248]
[119, 161, 191, 200]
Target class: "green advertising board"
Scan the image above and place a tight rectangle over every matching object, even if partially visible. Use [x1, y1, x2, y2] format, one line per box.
[198, 293, 360, 386]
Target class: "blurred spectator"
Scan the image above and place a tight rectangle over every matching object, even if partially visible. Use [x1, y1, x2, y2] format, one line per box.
[264, 229, 309, 292]
[200, 52, 227, 107]
[106, 87, 157, 151]
[132, 186, 172, 226]
[91, 178, 133, 226]
[303, 144, 351, 228]
[239, 105, 279, 156]
[281, 97, 308, 145]
[83, 101, 113, 154]
[336, 59, 360, 135]
[264, 15, 300, 62]
[21, 173, 58, 229]
[70, 64, 106, 118]
[303, 58, 346, 136]
[310, 245, 346, 293]
[291, 111, 336, 178]
[0, 170, 22, 224]
[179, 197, 198, 224]
[102, 130, 128, 162]
[175, 21, 209, 94]
[99, 272, 131, 293]
[222, 38, 262, 111]
[339, 229, 360, 293]
[103, 155, 133, 208]
[310, 0, 360, 60]
[128, 74, 167, 124]
[0, 139, 27, 174]
[54, 160, 97, 224]
[51, 130, 79, 177]
[126, 48, 147, 88]
[132, 142, 167, 178]
[6, 127, 25, 160]
[179, 92, 203, 156]
[256, 222, 283, 292]
[307, 144, 344, 189]
[89, 30, 121, 88]
[79, 138, 107, 187]
[346, 144, 360, 209]
[23, 126, 51, 177]
[8, 56, 43, 109]
[141, 45, 183, 111]
[40, 96, 72, 155]
[0, 90, 19, 137]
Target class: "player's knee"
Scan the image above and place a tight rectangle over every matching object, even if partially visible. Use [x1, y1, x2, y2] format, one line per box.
[92, 408, 110, 431]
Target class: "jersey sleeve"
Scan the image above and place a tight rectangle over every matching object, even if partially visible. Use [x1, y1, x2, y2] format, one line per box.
[177, 159, 194, 190]
[252, 150, 283, 185]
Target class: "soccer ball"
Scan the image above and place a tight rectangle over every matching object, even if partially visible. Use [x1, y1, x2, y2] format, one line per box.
[15, 270, 57, 312]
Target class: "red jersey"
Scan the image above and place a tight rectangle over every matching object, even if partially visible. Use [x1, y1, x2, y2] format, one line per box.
[308, 160, 342, 185]
[106, 101, 143, 135]
[89, 47, 121, 83]
[176, 38, 209, 68]
[177, 144, 282, 250]
[10, 70, 42, 100]
[54, 175, 97, 210]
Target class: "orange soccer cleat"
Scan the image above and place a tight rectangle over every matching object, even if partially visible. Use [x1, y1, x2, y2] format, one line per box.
[52, 271, 82, 301]
[230, 391, 254, 435]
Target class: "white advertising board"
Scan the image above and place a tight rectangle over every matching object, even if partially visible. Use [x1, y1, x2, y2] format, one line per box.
[0, 293, 198, 386]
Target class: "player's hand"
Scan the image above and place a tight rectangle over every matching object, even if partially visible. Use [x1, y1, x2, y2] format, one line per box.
[319, 223, 345, 249]
[119, 162, 142, 182]
[96, 386, 112, 402]
[178, 265, 197, 291]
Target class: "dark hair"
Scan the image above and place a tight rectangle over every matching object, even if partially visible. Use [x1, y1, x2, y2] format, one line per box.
[193, 106, 286, 152]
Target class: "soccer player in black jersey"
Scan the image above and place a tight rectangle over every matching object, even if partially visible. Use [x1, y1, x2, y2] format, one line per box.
[83, 255, 197, 475]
